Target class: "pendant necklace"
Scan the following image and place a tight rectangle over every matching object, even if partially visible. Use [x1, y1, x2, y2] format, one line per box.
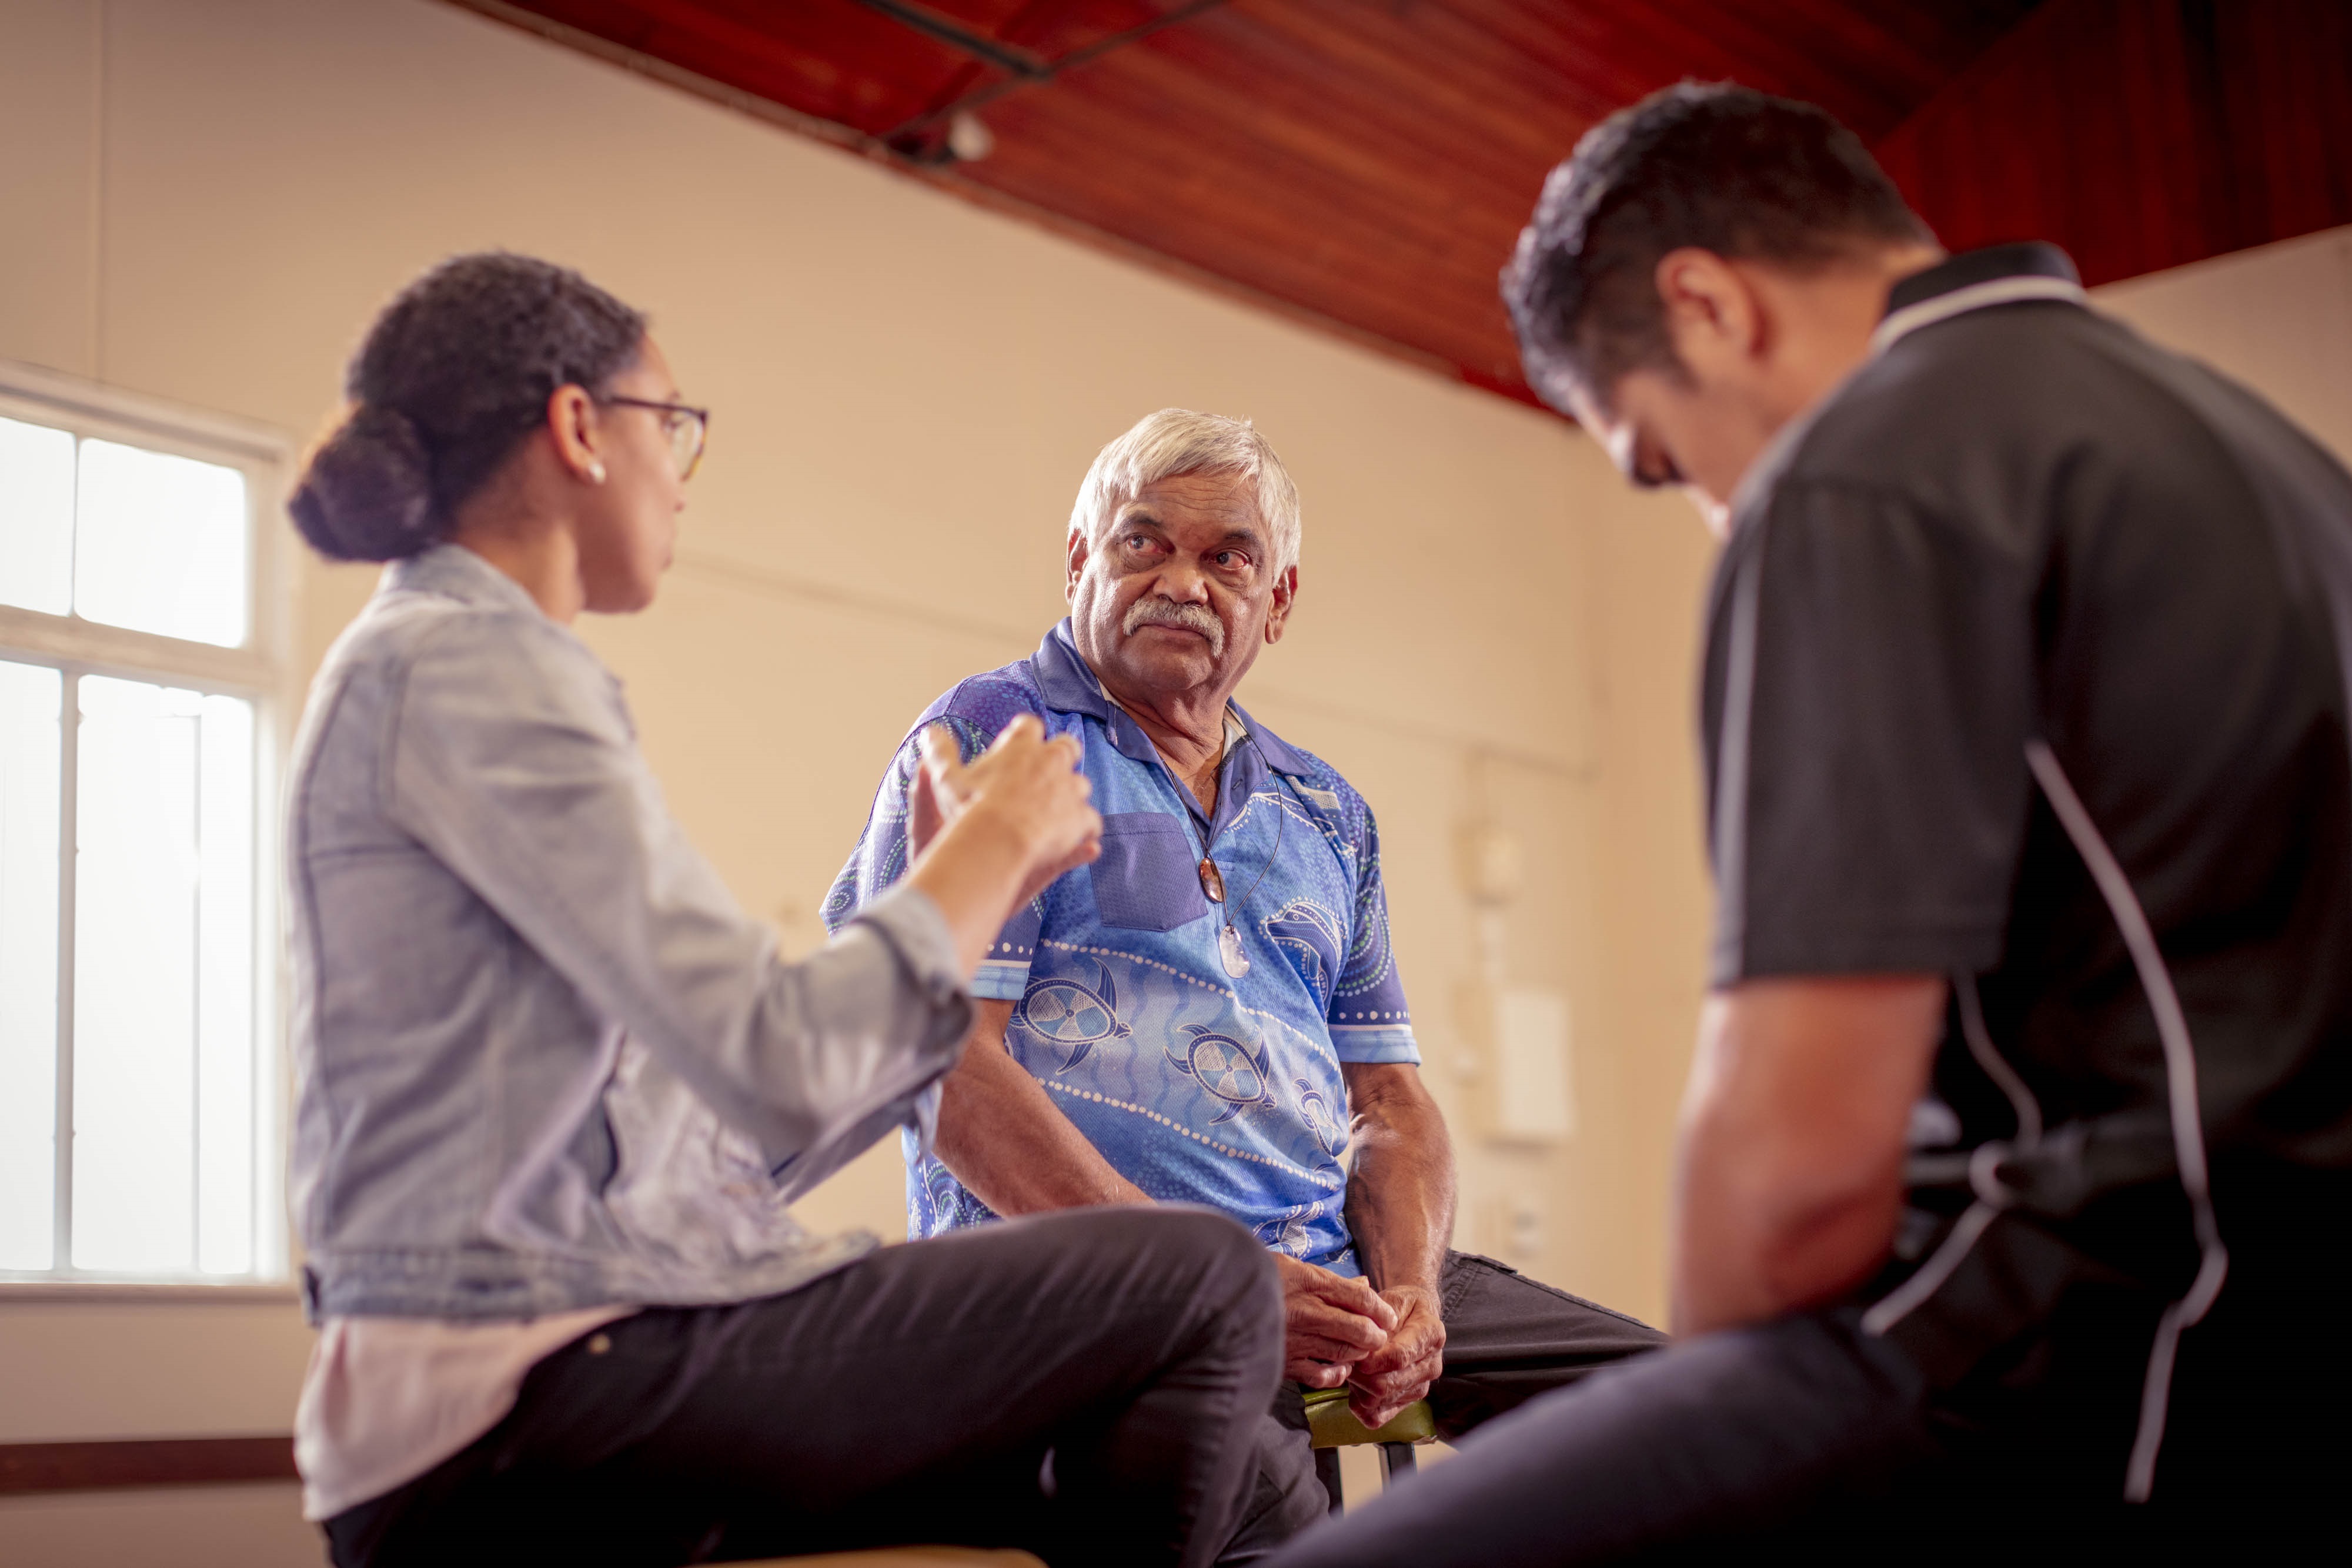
[1191, 734, 1285, 980]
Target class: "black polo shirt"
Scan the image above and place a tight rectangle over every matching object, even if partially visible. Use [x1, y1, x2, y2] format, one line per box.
[1700, 245, 2352, 1264]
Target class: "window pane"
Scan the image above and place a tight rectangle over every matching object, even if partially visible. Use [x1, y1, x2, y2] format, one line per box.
[195, 693, 255, 1275]
[72, 676, 201, 1272]
[0, 662, 62, 1271]
[74, 439, 249, 648]
[0, 416, 75, 617]
[70, 676, 260, 1276]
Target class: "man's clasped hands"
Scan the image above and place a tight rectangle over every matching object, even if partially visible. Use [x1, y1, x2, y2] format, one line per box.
[1279, 1258, 1444, 1429]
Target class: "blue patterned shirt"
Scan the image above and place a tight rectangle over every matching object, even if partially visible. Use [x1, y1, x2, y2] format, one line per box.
[825, 621, 1418, 1273]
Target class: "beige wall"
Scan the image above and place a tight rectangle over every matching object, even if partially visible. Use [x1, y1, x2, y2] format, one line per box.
[2097, 225, 2352, 464]
[0, 0, 1675, 1521]
[2, 1, 2346, 1559]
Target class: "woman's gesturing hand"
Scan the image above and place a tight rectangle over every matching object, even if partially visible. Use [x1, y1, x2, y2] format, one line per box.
[916, 717, 1101, 894]
[904, 716, 1101, 977]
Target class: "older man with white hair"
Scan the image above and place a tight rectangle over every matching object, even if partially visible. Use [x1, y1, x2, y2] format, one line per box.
[826, 409, 1663, 1552]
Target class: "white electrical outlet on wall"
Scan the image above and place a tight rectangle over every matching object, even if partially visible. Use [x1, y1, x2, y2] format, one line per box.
[1485, 1192, 1545, 1267]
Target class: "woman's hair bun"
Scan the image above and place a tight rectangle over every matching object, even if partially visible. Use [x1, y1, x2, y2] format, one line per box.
[293, 253, 646, 562]
[288, 404, 440, 563]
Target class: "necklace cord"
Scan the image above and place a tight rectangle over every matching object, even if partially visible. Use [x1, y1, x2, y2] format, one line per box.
[1184, 727, 1287, 931]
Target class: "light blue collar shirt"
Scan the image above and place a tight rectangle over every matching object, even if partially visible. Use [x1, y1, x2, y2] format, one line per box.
[828, 621, 1418, 1273]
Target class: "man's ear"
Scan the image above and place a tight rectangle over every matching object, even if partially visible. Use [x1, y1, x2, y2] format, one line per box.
[1065, 529, 1090, 604]
[1653, 248, 1767, 372]
[1262, 564, 1298, 646]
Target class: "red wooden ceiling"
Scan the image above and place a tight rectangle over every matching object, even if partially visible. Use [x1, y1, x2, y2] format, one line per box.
[451, 1, 2345, 408]
[1876, 0, 2352, 292]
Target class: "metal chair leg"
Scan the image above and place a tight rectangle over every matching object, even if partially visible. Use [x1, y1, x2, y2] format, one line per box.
[1378, 1442, 1417, 1483]
[1314, 1446, 1345, 1516]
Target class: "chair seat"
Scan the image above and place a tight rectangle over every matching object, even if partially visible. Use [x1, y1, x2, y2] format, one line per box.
[1300, 1388, 1437, 1449]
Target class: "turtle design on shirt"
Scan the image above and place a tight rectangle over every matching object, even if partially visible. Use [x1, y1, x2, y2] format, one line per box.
[1168, 1024, 1280, 1125]
[1013, 955, 1131, 1073]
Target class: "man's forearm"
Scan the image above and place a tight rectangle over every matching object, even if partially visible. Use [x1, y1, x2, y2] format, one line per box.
[1341, 1064, 1456, 1293]
[1672, 1101, 1910, 1334]
[1669, 977, 1944, 1336]
[934, 999, 1150, 1213]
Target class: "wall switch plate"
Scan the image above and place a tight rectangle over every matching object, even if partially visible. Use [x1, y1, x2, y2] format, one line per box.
[1491, 986, 1576, 1144]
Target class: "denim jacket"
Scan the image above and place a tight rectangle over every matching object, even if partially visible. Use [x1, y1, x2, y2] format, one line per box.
[288, 545, 971, 1320]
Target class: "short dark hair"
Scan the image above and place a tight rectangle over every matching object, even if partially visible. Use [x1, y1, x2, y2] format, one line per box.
[1502, 82, 1932, 412]
[289, 252, 646, 562]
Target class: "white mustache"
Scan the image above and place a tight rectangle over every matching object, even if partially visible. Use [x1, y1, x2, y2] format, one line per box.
[1122, 597, 1225, 657]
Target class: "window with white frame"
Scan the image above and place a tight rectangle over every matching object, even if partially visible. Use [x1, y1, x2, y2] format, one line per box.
[0, 365, 290, 1286]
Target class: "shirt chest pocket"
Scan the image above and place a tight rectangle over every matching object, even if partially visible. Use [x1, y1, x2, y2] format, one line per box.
[1090, 813, 1213, 932]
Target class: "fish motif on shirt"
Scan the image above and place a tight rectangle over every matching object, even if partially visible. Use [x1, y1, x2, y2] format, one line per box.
[1013, 955, 1131, 1073]
[1294, 1076, 1348, 1162]
[1262, 898, 1347, 1007]
[920, 1156, 994, 1230]
[1168, 1024, 1280, 1125]
[1254, 1201, 1324, 1258]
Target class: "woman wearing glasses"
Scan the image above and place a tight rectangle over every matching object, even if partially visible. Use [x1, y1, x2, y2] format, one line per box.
[284, 253, 1284, 1567]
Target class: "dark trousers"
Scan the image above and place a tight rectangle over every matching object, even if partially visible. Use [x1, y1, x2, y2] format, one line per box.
[325, 1208, 1288, 1568]
[1265, 1225, 2352, 1566]
[1265, 1304, 1932, 1567]
[1418, 1251, 1672, 1436]
[1222, 1251, 1669, 1562]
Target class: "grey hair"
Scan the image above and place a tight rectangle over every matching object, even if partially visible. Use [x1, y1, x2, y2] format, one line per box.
[1068, 409, 1302, 577]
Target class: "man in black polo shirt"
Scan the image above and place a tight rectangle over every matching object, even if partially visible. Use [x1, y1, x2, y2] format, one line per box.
[1271, 83, 2352, 1564]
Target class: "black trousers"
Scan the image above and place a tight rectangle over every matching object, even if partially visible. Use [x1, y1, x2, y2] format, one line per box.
[1418, 1251, 1672, 1436]
[324, 1208, 1292, 1568]
[1221, 1251, 1669, 1562]
[1266, 1216, 2352, 1566]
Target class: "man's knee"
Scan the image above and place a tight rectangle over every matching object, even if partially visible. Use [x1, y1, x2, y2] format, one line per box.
[1125, 1209, 1281, 1372]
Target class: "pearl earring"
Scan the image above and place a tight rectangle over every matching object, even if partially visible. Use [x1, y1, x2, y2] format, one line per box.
[586, 460, 607, 484]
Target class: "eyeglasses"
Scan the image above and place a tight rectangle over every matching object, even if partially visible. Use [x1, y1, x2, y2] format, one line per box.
[599, 396, 710, 482]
